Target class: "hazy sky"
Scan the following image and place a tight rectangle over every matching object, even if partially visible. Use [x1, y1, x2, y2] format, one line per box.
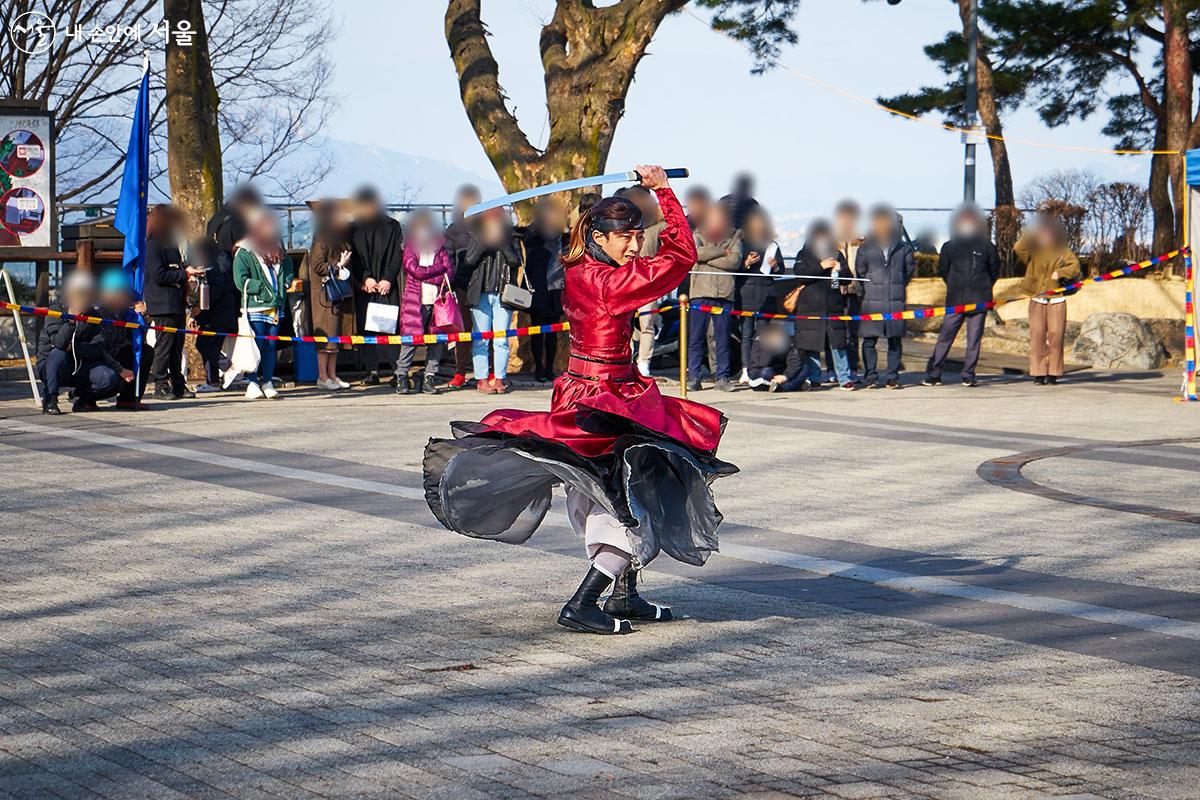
[325, 0, 1150, 239]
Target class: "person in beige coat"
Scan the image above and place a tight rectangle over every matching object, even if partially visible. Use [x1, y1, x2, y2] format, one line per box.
[687, 203, 742, 391]
[1013, 217, 1082, 384]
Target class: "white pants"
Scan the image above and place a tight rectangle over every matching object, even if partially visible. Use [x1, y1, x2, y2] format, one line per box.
[565, 487, 633, 559]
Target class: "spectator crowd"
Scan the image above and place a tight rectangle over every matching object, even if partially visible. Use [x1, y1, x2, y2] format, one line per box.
[32, 174, 1083, 415]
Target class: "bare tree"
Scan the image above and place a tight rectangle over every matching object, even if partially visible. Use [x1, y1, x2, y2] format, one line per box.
[0, 0, 336, 206]
[1087, 181, 1150, 267]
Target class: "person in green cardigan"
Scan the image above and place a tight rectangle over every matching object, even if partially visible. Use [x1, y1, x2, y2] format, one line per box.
[233, 209, 297, 399]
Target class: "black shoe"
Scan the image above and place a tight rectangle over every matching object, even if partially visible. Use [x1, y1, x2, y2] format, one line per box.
[41, 396, 62, 415]
[921, 376, 941, 386]
[558, 567, 634, 635]
[603, 569, 673, 622]
[1046, 375, 1058, 385]
[1033, 376, 1046, 385]
[885, 379, 901, 390]
[396, 375, 414, 395]
[173, 387, 195, 399]
[962, 377, 979, 387]
[71, 398, 99, 413]
[686, 379, 702, 392]
[866, 381, 881, 390]
[422, 375, 440, 395]
[715, 378, 736, 392]
[388, 374, 399, 388]
[152, 387, 174, 400]
[361, 372, 381, 386]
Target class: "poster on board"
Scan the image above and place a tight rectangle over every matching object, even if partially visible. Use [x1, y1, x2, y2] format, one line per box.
[0, 110, 54, 251]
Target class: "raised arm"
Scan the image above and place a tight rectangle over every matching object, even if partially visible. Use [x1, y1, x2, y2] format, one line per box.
[597, 186, 697, 316]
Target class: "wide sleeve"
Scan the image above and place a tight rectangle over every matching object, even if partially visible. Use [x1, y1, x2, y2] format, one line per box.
[1058, 249, 1082, 281]
[383, 223, 404, 285]
[596, 188, 697, 316]
[309, 242, 333, 278]
[937, 242, 952, 283]
[233, 249, 262, 298]
[404, 246, 454, 281]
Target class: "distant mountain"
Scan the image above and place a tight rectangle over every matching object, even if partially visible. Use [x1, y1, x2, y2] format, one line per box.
[286, 138, 504, 205]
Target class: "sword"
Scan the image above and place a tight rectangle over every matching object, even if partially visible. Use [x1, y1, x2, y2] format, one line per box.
[466, 168, 690, 217]
[690, 271, 869, 281]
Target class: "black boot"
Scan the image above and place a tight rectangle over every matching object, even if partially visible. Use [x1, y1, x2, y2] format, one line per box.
[42, 395, 62, 415]
[422, 374, 440, 395]
[557, 567, 633, 635]
[603, 568, 673, 622]
[396, 375, 414, 395]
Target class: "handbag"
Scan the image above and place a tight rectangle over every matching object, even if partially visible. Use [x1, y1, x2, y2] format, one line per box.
[782, 285, 802, 314]
[323, 266, 353, 303]
[500, 241, 533, 310]
[226, 281, 261, 388]
[364, 300, 400, 334]
[432, 274, 463, 333]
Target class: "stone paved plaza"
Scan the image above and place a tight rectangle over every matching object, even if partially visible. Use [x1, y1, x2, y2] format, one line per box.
[2, 366, 1200, 799]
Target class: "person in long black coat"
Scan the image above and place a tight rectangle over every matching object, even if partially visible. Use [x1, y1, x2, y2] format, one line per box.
[520, 197, 567, 382]
[192, 236, 241, 390]
[923, 204, 1000, 387]
[772, 221, 851, 392]
[443, 184, 481, 388]
[144, 204, 204, 400]
[350, 187, 405, 386]
[857, 204, 916, 389]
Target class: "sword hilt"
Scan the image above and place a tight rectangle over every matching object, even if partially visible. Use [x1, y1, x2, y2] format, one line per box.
[629, 168, 690, 182]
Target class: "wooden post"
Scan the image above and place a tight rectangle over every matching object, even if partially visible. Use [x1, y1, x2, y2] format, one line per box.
[75, 240, 94, 273]
[678, 293, 689, 400]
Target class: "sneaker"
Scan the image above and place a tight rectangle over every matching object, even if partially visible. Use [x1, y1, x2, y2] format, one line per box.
[921, 376, 941, 386]
[245, 381, 265, 400]
[173, 387, 196, 399]
[768, 380, 782, 393]
[318, 378, 341, 391]
[492, 378, 509, 394]
[1033, 376, 1046, 386]
[686, 379, 702, 392]
[334, 377, 351, 389]
[422, 375, 440, 395]
[476, 379, 496, 394]
[71, 398, 99, 413]
[448, 373, 467, 389]
[885, 379, 901, 390]
[396, 375, 414, 395]
[866, 382, 882, 390]
[839, 382, 857, 391]
[1046, 375, 1058, 385]
[194, 383, 222, 393]
[41, 396, 62, 415]
[361, 372, 381, 386]
[262, 382, 279, 399]
[961, 377, 979, 387]
[798, 379, 813, 392]
[715, 378, 736, 392]
[152, 388, 174, 400]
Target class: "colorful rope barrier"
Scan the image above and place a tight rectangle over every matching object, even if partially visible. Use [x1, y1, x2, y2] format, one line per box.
[0, 301, 570, 346]
[685, 248, 1187, 322]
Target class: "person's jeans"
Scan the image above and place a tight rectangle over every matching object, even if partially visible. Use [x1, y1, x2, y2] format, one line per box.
[862, 335, 903, 385]
[784, 349, 822, 387]
[738, 315, 755, 374]
[249, 319, 279, 385]
[471, 292, 512, 380]
[397, 305, 444, 378]
[41, 349, 122, 401]
[195, 333, 224, 386]
[687, 298, 731, 381]
[927, 311, 986, 381]
[829, 347, 851, 384]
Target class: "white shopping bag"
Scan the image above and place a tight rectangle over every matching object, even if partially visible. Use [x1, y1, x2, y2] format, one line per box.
[225, 280, 261, 387]
[365, 301, 399, 334]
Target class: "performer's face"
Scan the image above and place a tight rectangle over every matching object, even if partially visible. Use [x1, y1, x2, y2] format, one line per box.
[593, 229, 644, 265]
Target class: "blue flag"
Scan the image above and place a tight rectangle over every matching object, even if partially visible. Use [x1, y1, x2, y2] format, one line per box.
[113, 61, 151, 395]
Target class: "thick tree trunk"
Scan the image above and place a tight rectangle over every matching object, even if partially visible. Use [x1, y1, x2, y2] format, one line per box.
[446, 0, 685, 222]
[1149, 118, 1176, 255]
[164, 0, 223, 240]
[164, 0, 223, 383]
[1162, 0, 1192, 247]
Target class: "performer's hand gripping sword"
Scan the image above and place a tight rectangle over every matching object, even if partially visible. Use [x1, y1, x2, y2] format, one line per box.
[466, 168, 691, 218]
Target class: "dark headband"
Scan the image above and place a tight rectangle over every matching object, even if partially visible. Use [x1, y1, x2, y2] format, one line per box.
[590, 211, 643, 233]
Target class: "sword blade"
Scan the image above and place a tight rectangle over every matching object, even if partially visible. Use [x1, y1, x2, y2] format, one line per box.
[466, 171, 636, 217]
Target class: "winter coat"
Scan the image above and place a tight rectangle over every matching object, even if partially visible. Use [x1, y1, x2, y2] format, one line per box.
[459, 231, 523, 307]
[689, 232, 741, 301]
[306, 240, 356, 341]
[443, 217, 473, 276]
[736, 239, 780, 315]
[837, 236, 865, 296]
[520, 226, 566, 316]
[195, 243, 241, 333]
[399, 241, 453, 335]
[143, 236, 188, 317]
[233, 247, 296, 314]
[1014, 234, 1082, 296]
[857, 236, 916, 339]
[939, 234, 1000, 308]
[791, 245, 849, 352]
[350, 214, 404, 305]
[35, 302, 124, 373]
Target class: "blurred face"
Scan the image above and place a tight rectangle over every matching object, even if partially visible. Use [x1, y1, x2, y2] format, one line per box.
[810, 233, 835, 259]
[64, 283, 95, 312]
[870, 212, 895, 242]
[479, 211, 507, 247]
[1033, 221, 1058, 250]
[744, 213, 768, 243]
[834, 209, 859, 238]
[955, 213, 983, 239]
[250, 213, 279, 246]
[456, 191, 481, 216]
[703, 206, 731, 241]
[99, 289, 131, 313]
[536, 200, 566, 235]
[687, 194, 710, 224]
[592, 228, 644, 266]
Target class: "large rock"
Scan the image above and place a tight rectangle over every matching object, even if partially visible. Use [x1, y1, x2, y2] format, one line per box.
[1071, 312, 1168, 370]
[0, 316, 36, 360]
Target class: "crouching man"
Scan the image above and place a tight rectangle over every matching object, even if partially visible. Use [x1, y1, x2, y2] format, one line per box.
[36, 271, 133, 415]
